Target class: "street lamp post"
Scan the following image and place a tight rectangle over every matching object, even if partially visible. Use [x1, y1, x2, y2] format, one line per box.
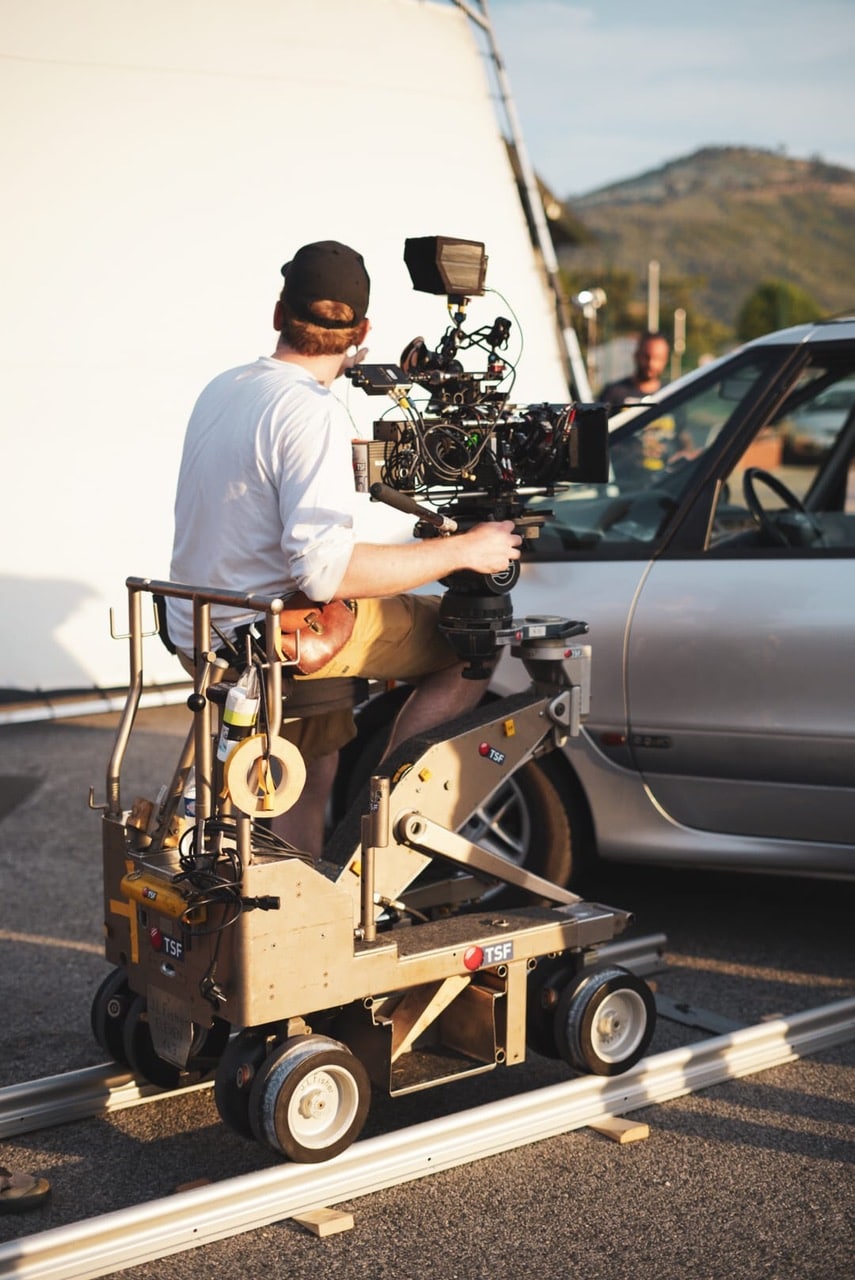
[572, 287, 607, 387]
[672, 308, 686, 381]
[647, 260, 660, 332]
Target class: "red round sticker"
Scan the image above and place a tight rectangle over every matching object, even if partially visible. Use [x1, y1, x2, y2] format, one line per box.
[463, 945, 484, 971]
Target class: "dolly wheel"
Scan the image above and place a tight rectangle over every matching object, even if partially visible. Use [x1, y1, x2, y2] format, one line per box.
[554, 966, 655, 1076]
[214, 1028, 273, 1140]
[90, 968, 133, 1067]
[248, 1036, 371, 1162]
[122, 995, 183, 1088]
[525, 956, 575, 1059]
[121, 997, 229, 1089]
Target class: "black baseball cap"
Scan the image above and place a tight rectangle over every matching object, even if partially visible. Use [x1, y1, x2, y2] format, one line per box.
[280, 240, 370, 329]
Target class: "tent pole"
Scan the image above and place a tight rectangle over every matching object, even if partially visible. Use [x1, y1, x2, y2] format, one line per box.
[452, 1, 590, 398]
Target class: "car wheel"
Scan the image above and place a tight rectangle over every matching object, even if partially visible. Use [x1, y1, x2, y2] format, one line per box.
[457, 752, 572, 897]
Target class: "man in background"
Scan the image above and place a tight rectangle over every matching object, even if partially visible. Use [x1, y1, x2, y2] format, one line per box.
[599, 330, 670, 415]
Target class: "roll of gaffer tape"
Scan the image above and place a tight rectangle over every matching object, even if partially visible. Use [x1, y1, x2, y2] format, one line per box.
[223, 733, 307, 817]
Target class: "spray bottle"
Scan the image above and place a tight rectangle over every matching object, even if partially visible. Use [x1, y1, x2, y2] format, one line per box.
[216, 665, 261, 763]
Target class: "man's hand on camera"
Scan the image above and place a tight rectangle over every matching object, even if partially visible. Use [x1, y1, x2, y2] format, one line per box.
[336, 521, 520, 599]
[461, 520, 522, 574]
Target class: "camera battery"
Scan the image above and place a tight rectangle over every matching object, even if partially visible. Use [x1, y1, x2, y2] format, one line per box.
[352, 439, 388, 493]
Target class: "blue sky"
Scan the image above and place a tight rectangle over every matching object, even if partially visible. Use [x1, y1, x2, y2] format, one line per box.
[485, 0, 855, 196]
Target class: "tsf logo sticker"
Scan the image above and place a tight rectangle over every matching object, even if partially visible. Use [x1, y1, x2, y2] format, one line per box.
[478, 742, 506, 765]
[463, 941, 514, 970]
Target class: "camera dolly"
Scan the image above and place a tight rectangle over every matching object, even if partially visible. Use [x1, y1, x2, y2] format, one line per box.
[91, 578, 655, 1163]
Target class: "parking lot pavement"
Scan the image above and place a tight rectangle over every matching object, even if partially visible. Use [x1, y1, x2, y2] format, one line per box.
[1, 711, 853, 1279]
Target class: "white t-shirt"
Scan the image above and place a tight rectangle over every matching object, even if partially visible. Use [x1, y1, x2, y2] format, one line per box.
[167, 356, 357, 653]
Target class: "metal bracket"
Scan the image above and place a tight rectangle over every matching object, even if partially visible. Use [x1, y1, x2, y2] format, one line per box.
[110, 597, 159, 643]
[87, 786, 108, 813]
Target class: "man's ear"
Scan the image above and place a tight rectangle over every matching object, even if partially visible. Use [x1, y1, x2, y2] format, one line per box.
[358, 317, 370, 343]
[273, 299, 283, 331]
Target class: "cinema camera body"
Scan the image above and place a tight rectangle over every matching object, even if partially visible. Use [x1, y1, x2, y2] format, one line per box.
[348, 235, 610, 675]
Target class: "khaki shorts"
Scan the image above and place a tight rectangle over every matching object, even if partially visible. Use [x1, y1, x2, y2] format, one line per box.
[299, 594, 458, 683]
[278, 705, 358, 764]
[181, 594, 458, 763]
[284, 594, 458, 760]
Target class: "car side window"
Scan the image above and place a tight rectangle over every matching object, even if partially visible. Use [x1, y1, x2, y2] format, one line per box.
[606, 358, 774, 507]
[846, 461, 855, 515]
[711, 366, 855, 547]
[530, 357, 774, 557]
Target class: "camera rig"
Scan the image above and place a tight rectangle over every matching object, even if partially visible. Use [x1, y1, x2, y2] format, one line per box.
[347, 236, 610, 675]
[85, 254, 654, 1158]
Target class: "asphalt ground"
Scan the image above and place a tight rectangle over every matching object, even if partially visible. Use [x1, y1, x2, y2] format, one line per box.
[0, 708, 853, 1279]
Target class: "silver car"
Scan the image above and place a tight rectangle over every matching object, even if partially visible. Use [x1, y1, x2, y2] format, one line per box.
[333, 318, 855, 885]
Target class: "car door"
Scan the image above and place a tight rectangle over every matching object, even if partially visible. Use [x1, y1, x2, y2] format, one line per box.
[625, 349, 855, 850]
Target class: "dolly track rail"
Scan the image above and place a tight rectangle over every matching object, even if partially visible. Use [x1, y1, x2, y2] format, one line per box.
[0, 1066, 212, 1141]
[0, 933, 667, 1141]
[2, 998, 853, 1280]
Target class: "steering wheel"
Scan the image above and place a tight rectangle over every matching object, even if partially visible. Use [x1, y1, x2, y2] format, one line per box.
[742, 467, 825, 547]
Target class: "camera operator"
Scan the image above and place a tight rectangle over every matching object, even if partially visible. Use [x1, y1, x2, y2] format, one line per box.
[166, 240, 521, 855]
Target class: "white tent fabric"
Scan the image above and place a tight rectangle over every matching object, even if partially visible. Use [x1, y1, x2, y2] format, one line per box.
[0, 0, 568, 693]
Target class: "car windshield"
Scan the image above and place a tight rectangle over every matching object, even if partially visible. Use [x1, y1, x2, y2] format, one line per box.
[528, 352, 777, 556]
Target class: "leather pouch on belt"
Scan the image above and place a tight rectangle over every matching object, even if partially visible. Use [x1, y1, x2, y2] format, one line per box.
[275, 593, 356, 675]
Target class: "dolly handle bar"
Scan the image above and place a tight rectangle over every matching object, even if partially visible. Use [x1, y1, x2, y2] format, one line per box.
[126, 576, 289, 615]
[106, 579, 296, 821]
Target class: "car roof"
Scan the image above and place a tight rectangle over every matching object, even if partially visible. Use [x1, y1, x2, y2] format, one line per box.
[747, 315, 855, 345]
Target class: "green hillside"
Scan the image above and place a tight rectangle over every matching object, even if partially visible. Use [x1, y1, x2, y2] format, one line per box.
[559, 147, 855, 343]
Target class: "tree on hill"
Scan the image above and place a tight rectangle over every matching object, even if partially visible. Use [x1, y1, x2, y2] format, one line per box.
[736, 279, 824, 341]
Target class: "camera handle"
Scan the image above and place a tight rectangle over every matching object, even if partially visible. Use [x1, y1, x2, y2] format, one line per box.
[368, 482, 458, 534]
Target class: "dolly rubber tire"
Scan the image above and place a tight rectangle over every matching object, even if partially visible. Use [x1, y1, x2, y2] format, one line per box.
[121, 997, 229, 1089]
[248, 1035, 371, 1162]
[554, 966, 655, 1075]
[121, 995, 183, 1088]
[214, 1028, 274, 1140]
[90, 968, 134, 1067]
[525, 955, 576, 1059]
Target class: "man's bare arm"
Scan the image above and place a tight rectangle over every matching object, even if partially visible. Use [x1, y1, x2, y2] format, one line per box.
[333, 521, 521, 600]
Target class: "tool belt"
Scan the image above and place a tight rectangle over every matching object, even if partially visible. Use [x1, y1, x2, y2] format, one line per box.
[272, 594, 357, 675]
